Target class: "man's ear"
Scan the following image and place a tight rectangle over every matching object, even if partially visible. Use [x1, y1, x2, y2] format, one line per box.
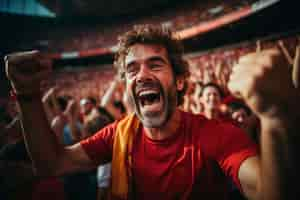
[176, 76, 185, 91]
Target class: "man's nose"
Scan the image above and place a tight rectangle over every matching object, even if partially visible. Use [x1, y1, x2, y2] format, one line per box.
[136, 64, 152, 83]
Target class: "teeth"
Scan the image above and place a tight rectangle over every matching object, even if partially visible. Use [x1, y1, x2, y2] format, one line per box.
[137, 89, 161, 107]
[139, 90, 158, 97]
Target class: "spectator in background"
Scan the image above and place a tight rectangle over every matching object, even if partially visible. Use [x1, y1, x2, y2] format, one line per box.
[48, 95, 84, 145]
[84, 107, 114, 138]
[42, 87, 61, 124]
[62, 98, 84, 145]
[100, 76, 127, 120]
[43, 90, 89, 200]
[49, 96, 69, 143]
[54, 97, 94, 200]
[181, 80, 205, 114]
[80, 97, 98, 122]
[83, 112, 114, 200]
[226, 99, 260, 144]
[227, 100, 251, 125]
[190, 81, 204, 114]
[199, 82, 225, 119]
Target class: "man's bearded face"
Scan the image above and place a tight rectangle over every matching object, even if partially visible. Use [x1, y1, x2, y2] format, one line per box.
[124, 44, 179, 128]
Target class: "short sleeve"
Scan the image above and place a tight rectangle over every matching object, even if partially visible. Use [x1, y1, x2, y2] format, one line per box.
[80, 122, 117, 165]
[215, 122, 258, 191]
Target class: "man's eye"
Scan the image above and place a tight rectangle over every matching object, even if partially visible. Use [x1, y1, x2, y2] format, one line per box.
[129, 67, 138, 73]
[150, 63, 162, 69]
[126, 67, 138, 77]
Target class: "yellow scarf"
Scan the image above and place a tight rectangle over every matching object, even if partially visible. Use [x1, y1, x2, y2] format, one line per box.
[111, 114, 140, 200]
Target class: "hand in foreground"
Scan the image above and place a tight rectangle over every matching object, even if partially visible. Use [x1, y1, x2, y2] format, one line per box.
[228, 48, 299, 119]
[5, 50, 52, 95]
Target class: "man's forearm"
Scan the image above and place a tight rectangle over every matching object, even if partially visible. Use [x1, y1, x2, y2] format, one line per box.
[260, 112, 300, 200]
[18, 97, 64, 175]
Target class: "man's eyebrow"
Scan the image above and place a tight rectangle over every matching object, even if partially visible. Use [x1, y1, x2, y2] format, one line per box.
[147, 56, 169, 64]
[125, 60, 137, 69]
[125, 56, 168, 69]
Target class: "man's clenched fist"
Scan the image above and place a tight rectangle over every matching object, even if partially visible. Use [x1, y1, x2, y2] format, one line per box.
[228, 48, 299, 118]
[5, 50, 52, 95]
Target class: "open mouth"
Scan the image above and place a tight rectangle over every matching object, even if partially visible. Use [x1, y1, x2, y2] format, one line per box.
[139, 90, 160, 105]
[137, 89, 163, 112]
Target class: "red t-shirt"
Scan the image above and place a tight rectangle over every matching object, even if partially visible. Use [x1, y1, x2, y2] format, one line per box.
[80, 111, 257, 200]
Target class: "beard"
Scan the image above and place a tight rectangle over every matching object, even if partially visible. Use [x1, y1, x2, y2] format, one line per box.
[127, 78, 178, 128]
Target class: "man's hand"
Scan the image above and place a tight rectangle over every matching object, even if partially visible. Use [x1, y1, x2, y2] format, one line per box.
[228, 48, 299, 119]
[5, 50, 52, 95]
[229, 48, 300, 200]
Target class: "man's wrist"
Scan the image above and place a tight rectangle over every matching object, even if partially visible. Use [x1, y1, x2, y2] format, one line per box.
[260, 92, 300, 118]
[261, 107, 300, 134]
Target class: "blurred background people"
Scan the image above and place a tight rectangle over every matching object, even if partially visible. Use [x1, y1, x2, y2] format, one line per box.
[199, 82, 225, 120]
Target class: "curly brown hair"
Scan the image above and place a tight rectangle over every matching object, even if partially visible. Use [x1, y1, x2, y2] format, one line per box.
[114, 24, 190, 105]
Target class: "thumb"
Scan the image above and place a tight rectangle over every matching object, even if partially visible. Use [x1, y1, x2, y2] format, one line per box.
[293, 45, 300, 90]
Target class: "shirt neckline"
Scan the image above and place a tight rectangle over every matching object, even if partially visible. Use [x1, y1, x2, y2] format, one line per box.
[141, 111, 185, 145]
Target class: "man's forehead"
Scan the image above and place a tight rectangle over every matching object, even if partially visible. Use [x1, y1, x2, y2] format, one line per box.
[125, 43, 168, 64]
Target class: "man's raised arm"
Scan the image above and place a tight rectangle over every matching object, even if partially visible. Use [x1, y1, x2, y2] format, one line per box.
[229, 48, 300, 200]
[5, 51, 95, 176]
